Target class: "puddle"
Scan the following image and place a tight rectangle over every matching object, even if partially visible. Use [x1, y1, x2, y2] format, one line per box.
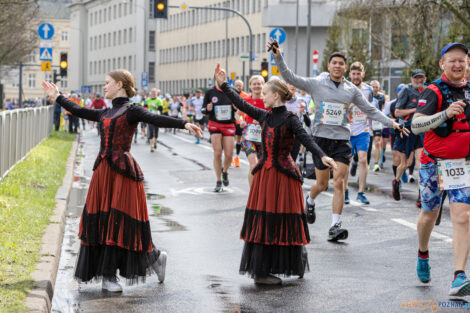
[151, 205, 186, 232]
[206, 275, 255, 313]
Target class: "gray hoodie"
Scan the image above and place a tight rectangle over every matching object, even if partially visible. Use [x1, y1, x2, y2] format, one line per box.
[275, 55, 393, 140]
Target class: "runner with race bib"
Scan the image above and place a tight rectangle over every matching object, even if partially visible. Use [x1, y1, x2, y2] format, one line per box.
[411, 43, 470, 296]
[202, 84, 237, 192]
[272, 39, 406, 241]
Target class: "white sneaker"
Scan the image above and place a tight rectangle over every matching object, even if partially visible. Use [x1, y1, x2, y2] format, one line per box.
[409, 175, 416, 183]
[102, 276, 122, 292]
[254, 274, 282, 285]
[156, 251, 167, 283]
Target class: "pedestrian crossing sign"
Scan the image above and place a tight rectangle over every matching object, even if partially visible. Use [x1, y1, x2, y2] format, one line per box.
[39, 47, 52, 61]
[41, 61, 51, 71]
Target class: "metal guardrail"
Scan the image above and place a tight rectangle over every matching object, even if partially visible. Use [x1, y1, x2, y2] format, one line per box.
[0, 106, 53, 179]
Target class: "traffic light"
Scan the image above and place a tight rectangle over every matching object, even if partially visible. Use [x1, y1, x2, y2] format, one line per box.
[53, 70, 60, 84]
[60, 52, 68, 77]
[261, 59, 269, 82]
[154, 0, 168, 19]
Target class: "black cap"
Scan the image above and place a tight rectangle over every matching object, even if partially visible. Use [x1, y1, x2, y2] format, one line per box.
[440, 42, 468, 58]
[411, 69, 426, 78]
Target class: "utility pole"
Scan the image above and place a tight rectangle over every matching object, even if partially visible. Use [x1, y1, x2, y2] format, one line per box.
[294, 0, 299, 74]
[306, 0, 312, 77]
[18, 62, 23, 108]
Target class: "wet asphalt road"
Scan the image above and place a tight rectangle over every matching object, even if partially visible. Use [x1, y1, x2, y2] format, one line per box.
[51, 127, 467, 313]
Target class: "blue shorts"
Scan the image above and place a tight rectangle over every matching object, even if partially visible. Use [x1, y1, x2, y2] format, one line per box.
[392, 127, 423, 158]
[350, 132, 370, 156]
[419, 162, 470, 212]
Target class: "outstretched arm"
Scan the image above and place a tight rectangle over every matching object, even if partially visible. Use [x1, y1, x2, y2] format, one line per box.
[42, 82, 103, 121]
[214, 63, 268, 122]
[127, 105, 203, 137]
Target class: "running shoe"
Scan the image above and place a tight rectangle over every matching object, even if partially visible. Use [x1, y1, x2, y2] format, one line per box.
[379, 162, 384, 169]
[328, 222, 348, 241]
[344, 189, 350, 205]
[350, 162, 358, 177]
[449, 273, 470, 296]
[150, 147, 155, 152]
[234, 156, 240, 167]
[392, 179, 401, 201]
[356, 192, 370, 204]
[154, 141, 157, 149]
[305, 195, 316, 224]
[195, 138, 200, 144]
[102, 276, 122, 292]
[222, 171, 229, 186]
[417, 255, 431, 283]
[409, 175, 416, 183]
[401, 171, 408, 183]
[373, 164, 380, 172]
[214, 181, 223, 192]
[156, 251, 167, 283]
[298, 153, 304, 162]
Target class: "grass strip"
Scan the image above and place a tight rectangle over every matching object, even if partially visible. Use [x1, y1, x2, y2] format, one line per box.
[0, 131, 75, 312]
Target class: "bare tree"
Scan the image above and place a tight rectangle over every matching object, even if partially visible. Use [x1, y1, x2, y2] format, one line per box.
[0, 0, 39, 72]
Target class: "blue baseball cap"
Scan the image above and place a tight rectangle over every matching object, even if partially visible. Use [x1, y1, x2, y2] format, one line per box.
[440, 42, 468, 58]
[397, 84, 406, 94]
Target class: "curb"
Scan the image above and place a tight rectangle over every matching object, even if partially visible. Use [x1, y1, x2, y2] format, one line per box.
[25, 136, 79, 313]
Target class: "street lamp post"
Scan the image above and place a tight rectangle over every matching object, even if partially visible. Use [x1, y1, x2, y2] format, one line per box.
[169, 5, 254, 77]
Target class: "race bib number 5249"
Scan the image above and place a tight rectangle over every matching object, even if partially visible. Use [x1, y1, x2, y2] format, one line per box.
[319, 102, 347, 126]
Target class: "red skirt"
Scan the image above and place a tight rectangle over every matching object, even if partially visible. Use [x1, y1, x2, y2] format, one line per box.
[74, 160, 159, 284]
[239, 166, 310, 277]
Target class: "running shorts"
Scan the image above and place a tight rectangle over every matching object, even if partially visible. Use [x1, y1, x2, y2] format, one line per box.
[208, 120, 236, 136]
[419, 162, 470, 212]
[312, 136, 351, 170]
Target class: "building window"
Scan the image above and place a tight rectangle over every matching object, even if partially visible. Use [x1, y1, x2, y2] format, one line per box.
[108, 6, 112, 20]
[149, 62, 155, 82]
[104, 8, 107, 22]
[113, 5, 117, 19]
[123, 2, 127, 15]
[45, 73, 52, 82]
[129, 0, 133, 14]
[129, 27, 132, 42]
[89, 13, 92, 26]
[113, 31, 116, 46]
[99, 10, 102, 23]
[118, 57, 121, 68]
[29, 52, 35, 63]
[103, 34, 106, 48]
[61, 31, 68, 41]
[107, 59, 111, 73]
[123, 29, 127, 44]
[119, 4, 122, 17]
[113, 58, 116, 69]
[89, 62, 92, 74]
[28, 73, 36, 88]
[128, 56, 132, 71]
[118, 30, 121, 45]
[123, 56, 127, 69]
[108, 32, 111, 46]
[149, 30, 155, 51]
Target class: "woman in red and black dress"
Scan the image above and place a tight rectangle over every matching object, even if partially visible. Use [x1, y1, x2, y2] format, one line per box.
[41, 70, 202, 292]
[214, 64, 337, 284]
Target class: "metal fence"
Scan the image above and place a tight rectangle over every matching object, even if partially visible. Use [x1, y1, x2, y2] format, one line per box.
[0, 106, 53, 179]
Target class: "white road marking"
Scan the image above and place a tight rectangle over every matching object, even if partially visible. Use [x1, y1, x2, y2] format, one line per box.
[392, 218, 452, 243]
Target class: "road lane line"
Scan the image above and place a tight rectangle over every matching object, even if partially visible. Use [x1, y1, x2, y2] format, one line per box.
[392, 218, 452, 243]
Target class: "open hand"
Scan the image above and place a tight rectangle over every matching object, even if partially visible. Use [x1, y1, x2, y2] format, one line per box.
[41, 81, 60, 102]
[214, 63, 227, 87]
[321, 156, 337, 170]
[185, 123, 203, 138]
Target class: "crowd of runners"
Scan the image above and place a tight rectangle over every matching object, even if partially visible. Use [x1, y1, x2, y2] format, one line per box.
[43, 40, 470, 296]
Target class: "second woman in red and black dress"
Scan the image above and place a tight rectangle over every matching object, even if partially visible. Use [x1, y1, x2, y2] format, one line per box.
[214, 64, 337, 285]
[42, 70, 202, 292]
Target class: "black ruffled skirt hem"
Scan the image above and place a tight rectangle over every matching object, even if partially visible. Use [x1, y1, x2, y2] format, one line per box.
[239, 242, 309, 278]
[74, 244, 160, 285]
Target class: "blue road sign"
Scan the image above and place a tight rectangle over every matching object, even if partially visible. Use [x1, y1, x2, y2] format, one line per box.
[38, 23, 54, 40]
[141, 72, 148, 88]
[269, 28, 286, 45]
[81, 85, 92, 94]
[270, 52, 284, 65]
[39, 47, 52, 61]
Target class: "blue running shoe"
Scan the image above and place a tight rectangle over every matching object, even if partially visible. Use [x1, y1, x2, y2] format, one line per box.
[195, 138, 200, 144]
[449, 273, 470, 296]
[401, 171, 408, 183]
[344, 189, 350, 205]
[417, 255, 431, 283]
[356, 192, 370, 204]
